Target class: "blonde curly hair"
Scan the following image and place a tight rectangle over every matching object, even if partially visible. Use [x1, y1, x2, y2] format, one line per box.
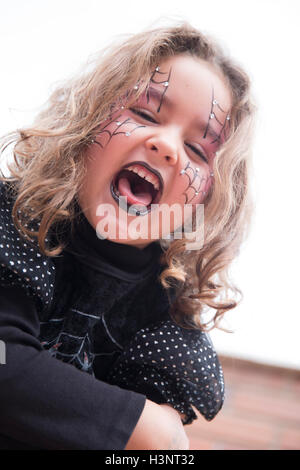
[0, 22, 255, 331]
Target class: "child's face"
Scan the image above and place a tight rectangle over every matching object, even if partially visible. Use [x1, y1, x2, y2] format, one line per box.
[78, 54, 232, 248]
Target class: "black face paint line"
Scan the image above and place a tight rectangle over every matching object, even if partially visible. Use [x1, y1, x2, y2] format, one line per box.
[89, 115, 146, 149]
[203, 87, 231, 145]
[105, 90, 133, 122]
[179, 162, 214, 204]
[147, 66, 172, 113]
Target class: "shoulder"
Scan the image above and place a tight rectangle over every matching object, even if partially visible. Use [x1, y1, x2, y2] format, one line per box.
[107, 318, 225, 424]
[0, 181, 55, 314]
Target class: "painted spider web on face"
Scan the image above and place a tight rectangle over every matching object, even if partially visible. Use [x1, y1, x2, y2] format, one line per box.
[89, 114, 145, 148]
[146, 66, 172, 113]
[203, 88, 231, 145]
[180, 162, 213, 204]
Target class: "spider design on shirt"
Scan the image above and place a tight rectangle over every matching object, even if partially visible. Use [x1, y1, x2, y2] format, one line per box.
[90, 114, 146, 148]
[180, 162, 214, 204]
[203, 87, 231, 144]
[41, 341, 62, 357]
[146, 66, 172, 113]
[81, 351, 91, 372]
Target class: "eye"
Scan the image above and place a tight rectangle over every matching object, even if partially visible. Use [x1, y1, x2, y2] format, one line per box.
[129, 108, 158, 124]
[185, 143, 209, 164]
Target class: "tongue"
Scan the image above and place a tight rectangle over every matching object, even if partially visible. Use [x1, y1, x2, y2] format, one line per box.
[118, 177, 153, 206]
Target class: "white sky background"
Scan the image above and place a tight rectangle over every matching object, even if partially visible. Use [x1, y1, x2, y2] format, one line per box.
[0, 0, 299, 369]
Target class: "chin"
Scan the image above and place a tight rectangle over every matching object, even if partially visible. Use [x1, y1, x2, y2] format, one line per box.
[94, 211, 157, 244]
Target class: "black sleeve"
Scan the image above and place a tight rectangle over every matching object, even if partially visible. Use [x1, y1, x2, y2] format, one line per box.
[0, 286, 146, 450]
[107, 319, 225, 425]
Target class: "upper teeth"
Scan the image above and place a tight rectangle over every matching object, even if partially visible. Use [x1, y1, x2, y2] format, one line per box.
[126, 165, 160, 191]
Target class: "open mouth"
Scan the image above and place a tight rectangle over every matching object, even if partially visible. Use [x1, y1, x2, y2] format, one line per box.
[110, 161, 163, 216]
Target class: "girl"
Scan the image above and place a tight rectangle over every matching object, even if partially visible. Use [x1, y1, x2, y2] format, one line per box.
[0, 23, 254, 449]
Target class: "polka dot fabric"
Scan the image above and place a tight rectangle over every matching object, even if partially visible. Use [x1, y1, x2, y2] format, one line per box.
[107, 319, 225, 424]
[0, 182, 55, 314]
[0, 181, 225, 424]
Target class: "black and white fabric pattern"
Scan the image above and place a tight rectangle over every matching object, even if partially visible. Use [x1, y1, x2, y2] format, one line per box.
[107, 319, 225, 424]
[0, 182, 55, 314]
[0, 181, 225, 425]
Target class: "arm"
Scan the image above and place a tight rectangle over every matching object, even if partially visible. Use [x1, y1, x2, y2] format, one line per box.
[107, 318, 225, 427]
[0, 286, 188, 450]
[0, 285, 146, 450]
[125, 402, 189, 450]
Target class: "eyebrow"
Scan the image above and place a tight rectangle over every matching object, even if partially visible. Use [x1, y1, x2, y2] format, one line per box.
[145, 86, 223, 144]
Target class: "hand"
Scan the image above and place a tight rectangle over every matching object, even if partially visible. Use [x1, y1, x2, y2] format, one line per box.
[125, 400, 189, 450]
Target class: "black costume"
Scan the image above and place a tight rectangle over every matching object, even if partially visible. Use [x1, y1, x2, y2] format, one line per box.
[0, 181, 224, 449]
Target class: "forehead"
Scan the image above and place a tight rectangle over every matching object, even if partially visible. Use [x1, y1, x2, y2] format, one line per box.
[152, 54, 232, 113]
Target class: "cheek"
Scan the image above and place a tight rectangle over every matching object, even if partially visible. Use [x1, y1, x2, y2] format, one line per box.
[90, 113, 126, 148]
[174, 163, 213, 205]
[82, 147, 105, 179]
[189, 174, 212, 204]
[90, 110, 145, 149]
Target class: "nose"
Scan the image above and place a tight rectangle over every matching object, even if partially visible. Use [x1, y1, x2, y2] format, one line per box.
[145, 129, 179, 165]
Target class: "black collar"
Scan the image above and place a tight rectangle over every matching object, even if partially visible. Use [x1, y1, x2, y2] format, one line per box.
[62, 211, 164, 282]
